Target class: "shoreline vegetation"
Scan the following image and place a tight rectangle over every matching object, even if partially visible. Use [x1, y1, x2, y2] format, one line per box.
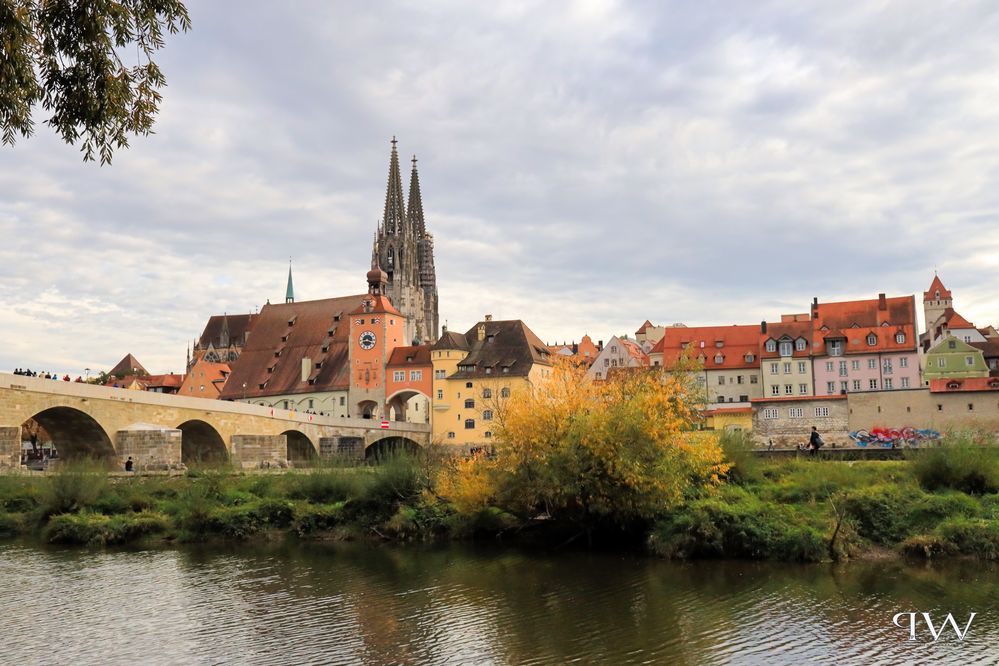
[3, 434, 999, 562]
[3, 362, 999, 562]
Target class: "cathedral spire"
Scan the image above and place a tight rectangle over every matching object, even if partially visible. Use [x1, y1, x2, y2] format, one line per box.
[407, 154, 426, 235]
[382, 136, 407, 235]
[285, 261, 295, 303]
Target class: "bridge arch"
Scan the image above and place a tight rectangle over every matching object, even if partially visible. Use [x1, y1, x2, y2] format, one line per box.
[177, 420, 228, 464]
[283, 429, 318, 465]
[365, 436, 421, 461]
[357, 400, 379, 420]
[385, 389, 431, 423]
[23, 406, 115, 461]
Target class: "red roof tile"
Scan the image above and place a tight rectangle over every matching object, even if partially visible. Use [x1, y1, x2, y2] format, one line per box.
[810, 295, 917, 355]
[653, 324, 761, 369]
[924, 275, 952, 300]
[929, 377, 999, 393]
[387, 345, 432, 366]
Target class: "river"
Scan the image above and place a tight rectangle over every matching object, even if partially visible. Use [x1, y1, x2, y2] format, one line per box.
[0, 541, 996, 665]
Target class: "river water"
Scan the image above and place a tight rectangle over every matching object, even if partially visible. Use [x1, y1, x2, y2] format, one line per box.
[0, 541, 996, 665]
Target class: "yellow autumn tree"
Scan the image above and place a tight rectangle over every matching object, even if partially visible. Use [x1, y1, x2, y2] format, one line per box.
[436, 357, 729, 530]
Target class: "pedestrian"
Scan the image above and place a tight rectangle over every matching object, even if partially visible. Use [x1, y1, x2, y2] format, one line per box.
[124, 457, 134, 472]
[809, 426, 824, 456]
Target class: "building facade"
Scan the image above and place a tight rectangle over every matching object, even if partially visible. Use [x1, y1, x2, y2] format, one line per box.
[923, 335, 990, 382]
[760, 316, 815, 399]
[586, 335, 648, 381]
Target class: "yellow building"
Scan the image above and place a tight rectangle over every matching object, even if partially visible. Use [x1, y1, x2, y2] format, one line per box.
[703, 406, 753, 432]
[431, 317, 553, 450]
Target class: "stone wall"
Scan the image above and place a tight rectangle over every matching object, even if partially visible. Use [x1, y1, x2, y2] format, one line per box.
[847, 389, 999, 432]
[0, 426, 19, 469]
[752, 397, 850, 448]
[232, 434, 287, 469]
[115, 428, 182, 470]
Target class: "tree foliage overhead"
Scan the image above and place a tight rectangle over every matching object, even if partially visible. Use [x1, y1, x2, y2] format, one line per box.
[437, 359, 729, 532]
[0, 0, 190, 164]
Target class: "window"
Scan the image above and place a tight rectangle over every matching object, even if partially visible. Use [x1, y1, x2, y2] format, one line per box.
[447, 432, 455, 439]
[340, 396, 345, 406]
[611, 359, 618, 367]
[899, 357, 908, 368]
[827, 381, 836, 394]
[714, 353, 724, 364]
[779, 341, 793, 356]
[466, 382, 473, 388]
[484, 432, 492, 438]
[884, 378, 893, 389]
[393, 371, 405, 382]
[901, 377, 910, 388]
[435, 369, 446, 379]
[771, 385, 780, 396]
[868, 359, 877, 369]
[799, 383, 808, 395]
[841, 381, 848, 393]
[770, 363, 779, 375]
[938, 358, 946, 368]
[718, 376, 725, 385]
[851, 360, 860, 370]
[829, 340, 843, 356]
[964, 336, 972, 343]
[826, 362, 834, 372]
[464, 399, 475, 408]
[968, 403, 974, 411]
[464, 419, 475, 429]
[611, 345, 618, 353]
[784, 384, 793, 395]
[798, 361, 807, 374]
[739, 395, 748, 402]
[869, 379, 878, 390]
[895, 332, 906, 344]
[795, 338, 806, 351]
[737, 375, 744, 384]
[437, 390, 443, 400]
[763, 408, 779, 419]
[604, 358, 610, 367]
[483, 388, 492, 399]
[948, 340, 957, 349]
[410, 370, 422, 381]
[500, 388, 510, 398]
[765, 340, 776, 353]
[966, 356, 975, 366]
[750, 375, 758, 384]
[839, 360, 847, 376]
[788, 407, 804, 418]
[308, 399, 314, 409]
[483, 410, 493, 421]
[745, 353, 755, 363]
[852, 380, 861, 391]
[815, 407, 830, 417]
[866, 334, 877, 346]
[783, 362, 791, 374]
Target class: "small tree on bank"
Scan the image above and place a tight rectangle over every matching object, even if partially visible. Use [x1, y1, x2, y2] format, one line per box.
[438, 359, 728, 534]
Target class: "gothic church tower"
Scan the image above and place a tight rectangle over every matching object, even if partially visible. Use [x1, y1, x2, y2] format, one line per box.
[372, 137, 440, 344]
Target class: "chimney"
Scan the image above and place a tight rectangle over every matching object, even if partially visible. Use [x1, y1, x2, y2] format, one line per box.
[301, 358, 311, 382]
[761, 321, 767, 334]
[811, 297, 819, 319]
[878, 293, 887, 310]
[598, 340, 604, 349]
[484, 314, 493, 321]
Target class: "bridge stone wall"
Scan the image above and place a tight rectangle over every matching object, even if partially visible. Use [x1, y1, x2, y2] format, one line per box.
[116, 428, 182, 470]
[0, 373, 430, 469]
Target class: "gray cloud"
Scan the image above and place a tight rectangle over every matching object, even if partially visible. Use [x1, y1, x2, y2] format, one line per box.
[2, 0, 998, 374]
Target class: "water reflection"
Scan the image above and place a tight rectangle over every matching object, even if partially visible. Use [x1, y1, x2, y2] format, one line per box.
[1, 541, 996, 665]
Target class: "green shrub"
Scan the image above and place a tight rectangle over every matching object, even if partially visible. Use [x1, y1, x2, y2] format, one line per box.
[293, 503, 344, 537]
[255, 498, 294, 528]
[0, 511, 27, 536]
[900, 534, 958, 559]
[908, 433, 999, 494]
[936, 517, 999, 559]
[720, 429, 761, 484]
[43, 511, 169, 546]
[842, 485, 916, 545]
[285, 469, 370, 504]
[38, 466, 108, 517]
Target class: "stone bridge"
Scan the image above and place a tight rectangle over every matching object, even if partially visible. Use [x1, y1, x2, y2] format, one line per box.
[0, 373, 430, 470]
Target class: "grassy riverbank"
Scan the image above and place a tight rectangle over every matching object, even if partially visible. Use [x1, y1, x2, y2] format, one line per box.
[3, 436, 999, 562]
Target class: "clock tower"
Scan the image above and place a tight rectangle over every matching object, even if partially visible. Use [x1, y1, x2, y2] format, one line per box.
[348, 267, 407, 419]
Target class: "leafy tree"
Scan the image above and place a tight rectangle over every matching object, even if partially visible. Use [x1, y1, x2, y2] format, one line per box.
[437, 359, 729, 534]
[0, 0, 191, 163]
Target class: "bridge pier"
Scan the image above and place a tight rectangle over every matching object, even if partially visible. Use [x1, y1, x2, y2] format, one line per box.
[232, 434, 288, 469]
[0, 426, 19, 469]
[116, 426, 182, 470]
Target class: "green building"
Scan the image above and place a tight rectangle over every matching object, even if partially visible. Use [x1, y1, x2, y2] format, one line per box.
[923, 335, 989, 383]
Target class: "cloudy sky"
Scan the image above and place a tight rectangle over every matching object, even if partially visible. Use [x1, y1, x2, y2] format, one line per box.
[3, 0, 999, 375]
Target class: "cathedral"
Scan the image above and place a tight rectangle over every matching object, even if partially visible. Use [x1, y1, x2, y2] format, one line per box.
[371, 137, 440, 345]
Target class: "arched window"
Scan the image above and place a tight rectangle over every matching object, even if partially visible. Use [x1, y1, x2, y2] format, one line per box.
[464, 399, 475, 408]
[867, 333, 877, 346]
[387, 247, 395, 268]
[500, 387, 511, 398]
[464, 419, 475, 429]
[482, 388, 492, 399]
[483, 410, 493, 421]
[895, 332, 905, 344]
[778, 340, 793, 356]
[765, 340, 776, 353]
[795, 338, 806, 351]
[714, 354, 723, 364]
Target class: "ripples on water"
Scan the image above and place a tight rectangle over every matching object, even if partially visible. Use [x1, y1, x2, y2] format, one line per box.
[1, 541, 996, 665]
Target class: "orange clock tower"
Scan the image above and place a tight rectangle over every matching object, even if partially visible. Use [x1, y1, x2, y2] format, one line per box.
[348, 267, 406, 419]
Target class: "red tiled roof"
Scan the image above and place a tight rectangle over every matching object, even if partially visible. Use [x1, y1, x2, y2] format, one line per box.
[387, 345, 432, 366]
[636, 320, 654, 334]
[924, 275, 952, 300]
[929, 377, 999, 393]
[654, 324, 761, 369]
[619, 338, 649, 365]
[943, 308, 975, 329]
[760, 319, 812, 359]
[751, 394, 847, 403]
[704, 407, 753, 415]
[810, 295, 916, 355]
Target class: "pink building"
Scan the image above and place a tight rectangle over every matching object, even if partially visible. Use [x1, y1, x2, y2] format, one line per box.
[811, 293, 921, 396]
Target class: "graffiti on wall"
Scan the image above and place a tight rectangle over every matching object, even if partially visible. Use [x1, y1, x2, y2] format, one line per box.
[849, 427, 942, 447]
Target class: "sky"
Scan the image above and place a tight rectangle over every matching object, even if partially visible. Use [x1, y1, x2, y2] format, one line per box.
[2, 0, 999, 375]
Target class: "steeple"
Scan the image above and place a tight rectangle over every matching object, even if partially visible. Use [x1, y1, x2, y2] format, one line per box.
[382, 136, 407, 236]
[407, 154, 426, 235]
[220, 312, 230, 347]
[285, 261, 295, 304]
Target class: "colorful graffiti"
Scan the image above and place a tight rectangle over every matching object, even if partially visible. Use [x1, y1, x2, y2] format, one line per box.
[849, 427, 942, 448]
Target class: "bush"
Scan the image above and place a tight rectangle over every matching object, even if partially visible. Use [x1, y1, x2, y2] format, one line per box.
[255, 498, 294, 528]
[43, 511, 169, 546]
[649, 491, 827, 562]
[900, 534, 957, 559]
[284, 469, 371, 504]
[909, 433, 999, 494]
[936, 517, 999, 559]
[38, 466, 108, 517]
[842, 485, 916, 545]
[0, 511, 27, 536]
[293, 503, 344, 537]
[720, 430, 761, 484]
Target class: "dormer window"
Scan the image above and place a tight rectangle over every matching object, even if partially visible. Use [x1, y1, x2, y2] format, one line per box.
[866, 333, 877, 346]
[680, 342, 689, 350]
[935, 290, 941, 299]
[714, 354, 724, 364]
[715, 341, 723, 348]
[795, 338, 806, 351]
[829, 340, 843, 356]
[744, 353, 755, 363]
[765, 340, 776, 353]
[778, 340, 793, 357]
[895, 332, 906, 344]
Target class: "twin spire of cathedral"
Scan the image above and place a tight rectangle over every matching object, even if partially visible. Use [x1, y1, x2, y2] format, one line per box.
[378, 136, 427, 239]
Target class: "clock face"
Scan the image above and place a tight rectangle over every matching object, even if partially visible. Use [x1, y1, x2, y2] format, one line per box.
[359, 330, 377, 350]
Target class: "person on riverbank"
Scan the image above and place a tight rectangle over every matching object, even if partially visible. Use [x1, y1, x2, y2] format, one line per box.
[125, 457, 134, 472]
[809, 427, 824, 456]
